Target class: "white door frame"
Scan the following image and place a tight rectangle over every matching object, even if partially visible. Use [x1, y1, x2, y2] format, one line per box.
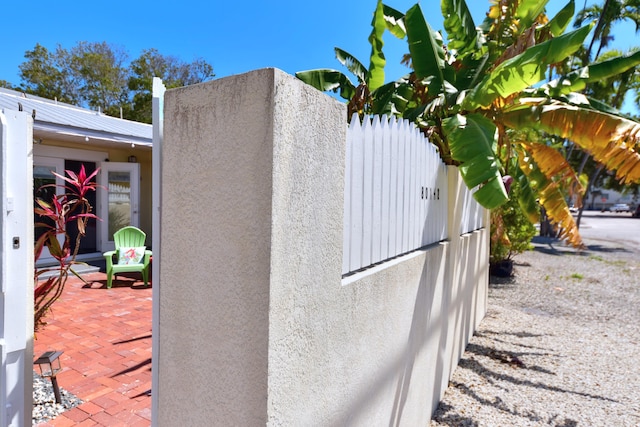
[98, 162, 141, 252]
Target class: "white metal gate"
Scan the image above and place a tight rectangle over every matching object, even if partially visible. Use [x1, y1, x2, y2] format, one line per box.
[0, 109, 33, 427]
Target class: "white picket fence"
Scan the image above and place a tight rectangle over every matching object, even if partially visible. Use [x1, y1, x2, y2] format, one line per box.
[342, 115, 448, 275]
[458, 184, 484, 236]
[342, 114, 485, 275]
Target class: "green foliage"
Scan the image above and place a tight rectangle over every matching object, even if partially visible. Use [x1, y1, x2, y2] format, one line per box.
[296, 0, 640, 248]
[490, 180, 538, 263]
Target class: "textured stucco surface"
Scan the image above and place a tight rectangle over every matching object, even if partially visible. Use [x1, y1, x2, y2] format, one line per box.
[159, 69, 278, 425]
[157, 68, 488, 426]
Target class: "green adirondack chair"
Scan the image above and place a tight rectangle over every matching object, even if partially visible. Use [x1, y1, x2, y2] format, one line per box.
[103, 226, 152, 288]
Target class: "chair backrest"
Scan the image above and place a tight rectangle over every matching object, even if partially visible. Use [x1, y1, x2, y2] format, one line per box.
[113, 226, 146, 249]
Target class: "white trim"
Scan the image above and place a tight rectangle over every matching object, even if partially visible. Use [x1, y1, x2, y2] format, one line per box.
[151, 77, 165, 427]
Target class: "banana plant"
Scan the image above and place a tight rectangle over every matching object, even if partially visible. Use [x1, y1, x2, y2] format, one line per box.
[296, 0, 406, 118]
[297, 0, 640, 248]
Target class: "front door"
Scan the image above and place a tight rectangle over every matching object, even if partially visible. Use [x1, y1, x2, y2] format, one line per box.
[33, 156, 65, 262]
[99, 162, 140, 252]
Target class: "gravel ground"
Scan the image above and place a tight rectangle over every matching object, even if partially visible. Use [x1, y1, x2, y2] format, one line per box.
[32, 371, 82, 425]
[430, 236, 640, 426]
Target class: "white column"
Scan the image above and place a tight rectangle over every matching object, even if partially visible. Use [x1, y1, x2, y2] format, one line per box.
[0, 110, 34, 427]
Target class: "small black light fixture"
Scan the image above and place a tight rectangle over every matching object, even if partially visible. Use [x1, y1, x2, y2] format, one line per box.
[34, 350, 64, 404]
[128, 155, 137, 163]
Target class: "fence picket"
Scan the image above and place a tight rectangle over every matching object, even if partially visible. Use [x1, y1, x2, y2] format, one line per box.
[343, 115, 481, 275]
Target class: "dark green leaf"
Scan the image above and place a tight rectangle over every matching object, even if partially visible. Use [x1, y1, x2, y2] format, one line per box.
[405, 4, 446, 91]
[463, 23, 593, 109]
[296, 69, 356, 101]
[368, 0, 387, 91]
[443, 113, 508, 209]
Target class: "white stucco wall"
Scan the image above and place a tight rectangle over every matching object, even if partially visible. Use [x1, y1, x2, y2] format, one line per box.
[157, 68, 488, 426]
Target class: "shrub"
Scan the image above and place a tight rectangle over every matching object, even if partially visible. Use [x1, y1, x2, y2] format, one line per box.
[34, 165, 99, 331]
[490, 180, 538, 267]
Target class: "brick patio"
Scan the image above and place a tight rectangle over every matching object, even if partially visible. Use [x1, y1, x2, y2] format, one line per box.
[34, 271, 152, 426]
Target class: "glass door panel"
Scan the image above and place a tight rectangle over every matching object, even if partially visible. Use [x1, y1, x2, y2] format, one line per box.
[99, 162, 140, 252]
[108, 170, 133, 240]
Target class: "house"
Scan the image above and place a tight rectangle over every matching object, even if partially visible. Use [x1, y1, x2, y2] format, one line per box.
[0, 87, 153, 267]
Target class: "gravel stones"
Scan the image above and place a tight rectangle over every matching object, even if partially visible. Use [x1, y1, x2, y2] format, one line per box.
[430, 236, 640, 426]
[32, 371, 82, 425]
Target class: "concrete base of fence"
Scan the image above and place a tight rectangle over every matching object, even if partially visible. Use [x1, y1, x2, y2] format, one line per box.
[157, 68, 488, 426]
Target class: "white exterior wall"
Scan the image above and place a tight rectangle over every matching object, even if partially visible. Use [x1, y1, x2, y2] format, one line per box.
[157, 69, 488, 426]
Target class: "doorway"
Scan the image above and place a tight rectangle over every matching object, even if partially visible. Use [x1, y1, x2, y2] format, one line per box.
[98, 162, 141, 252]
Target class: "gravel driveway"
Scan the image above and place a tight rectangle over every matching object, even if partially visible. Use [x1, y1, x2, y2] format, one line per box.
[430, 235, 640, 426]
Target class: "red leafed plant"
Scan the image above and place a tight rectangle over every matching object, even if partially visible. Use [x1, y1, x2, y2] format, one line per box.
[34, 165, 100, 331]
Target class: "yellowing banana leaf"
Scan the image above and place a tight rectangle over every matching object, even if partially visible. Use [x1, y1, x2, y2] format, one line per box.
[520, 141, 584, 191]
[443, 113, 508, 209]
[503, 103, 640, 184]
[517, 150, 583, 247]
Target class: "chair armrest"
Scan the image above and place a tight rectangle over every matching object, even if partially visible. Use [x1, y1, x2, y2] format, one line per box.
[104, 250, 117, 270]
[143, 250, 152, 267]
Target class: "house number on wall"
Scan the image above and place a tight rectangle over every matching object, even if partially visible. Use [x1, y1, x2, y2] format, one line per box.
[421, 187, 440, 201]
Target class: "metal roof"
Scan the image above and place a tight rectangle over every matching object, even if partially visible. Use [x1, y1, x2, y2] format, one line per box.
[0, 88, 152, 147]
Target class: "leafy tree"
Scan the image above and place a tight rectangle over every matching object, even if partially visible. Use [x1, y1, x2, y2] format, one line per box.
[15, 42, 214, 123]
[574, 0, 640, 60]
[19, 43, 79, 104]
[0, 80, 16, 90]
[298, 0, 640, 250]
[127, 48, 214, 123]
[68, 42, 130, 117]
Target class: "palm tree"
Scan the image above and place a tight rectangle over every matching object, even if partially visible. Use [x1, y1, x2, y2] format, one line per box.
[575, 0, 640, 60]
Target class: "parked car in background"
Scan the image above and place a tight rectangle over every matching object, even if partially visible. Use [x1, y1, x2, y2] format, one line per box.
[610, 203, 631, 213]
[633, 205, 640, 218]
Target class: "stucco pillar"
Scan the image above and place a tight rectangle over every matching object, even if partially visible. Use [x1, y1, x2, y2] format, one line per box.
[158, 68, 345, 425]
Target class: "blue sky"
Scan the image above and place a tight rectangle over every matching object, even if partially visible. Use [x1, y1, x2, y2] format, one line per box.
[2, 0, 638, 111]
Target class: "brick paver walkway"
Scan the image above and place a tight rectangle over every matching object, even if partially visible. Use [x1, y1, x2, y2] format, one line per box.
[34, 271, 152, 426]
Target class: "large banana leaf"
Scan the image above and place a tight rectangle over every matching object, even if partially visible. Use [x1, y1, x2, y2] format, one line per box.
[547, 0, 575, 37]
[295, 69, 356, 101]
[503, 102, 640, 184]
[443, 113, 508, 209]
[368, 0, 387, 92]
[462, 24, 593, 109]
[545, 50, 640, 96]
[515, 0, 549, 30]
[404, 4, 446, 93]
[382, 3, 406, 38]
[335, 48, 367, 85]
[521, 141, 584, 188]
[514, 166, 540, 224]
[517, 151, 583, 247]
[441, 0, 477, 55]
